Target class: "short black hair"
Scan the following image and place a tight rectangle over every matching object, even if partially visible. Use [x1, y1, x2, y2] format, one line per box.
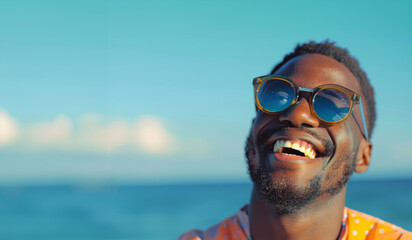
[270, 40, 376, 139]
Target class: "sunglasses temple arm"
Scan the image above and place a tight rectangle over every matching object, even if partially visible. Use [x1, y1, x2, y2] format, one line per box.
[358, 98, 369, 141]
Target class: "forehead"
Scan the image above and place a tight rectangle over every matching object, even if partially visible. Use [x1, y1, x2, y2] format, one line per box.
[274, 54, 361, 94]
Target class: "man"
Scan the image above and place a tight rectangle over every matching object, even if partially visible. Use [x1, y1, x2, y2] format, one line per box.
[177, 41, 412, 240]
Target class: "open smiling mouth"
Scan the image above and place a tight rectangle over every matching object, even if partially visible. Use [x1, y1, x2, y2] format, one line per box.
[273, 139, 317, 159]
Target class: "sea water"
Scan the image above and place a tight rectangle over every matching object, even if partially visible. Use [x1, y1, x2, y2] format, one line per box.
[0, 179, 411, 240]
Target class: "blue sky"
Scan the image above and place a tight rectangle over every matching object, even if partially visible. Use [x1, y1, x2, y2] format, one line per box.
[0, 0, 411, 184]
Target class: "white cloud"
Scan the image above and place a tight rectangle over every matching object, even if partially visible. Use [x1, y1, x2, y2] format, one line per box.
[96, 121, 131, 151]
[57, 113, 131, 153]
[134, 116, 176, 154]
[0, 111, 192, 156]
[0, 109, 19, 145]
[64, 114, 177, 154]
[28, 115, 72, 145]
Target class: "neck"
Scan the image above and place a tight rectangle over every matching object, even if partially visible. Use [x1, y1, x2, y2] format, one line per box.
[249, 185, 346, 240]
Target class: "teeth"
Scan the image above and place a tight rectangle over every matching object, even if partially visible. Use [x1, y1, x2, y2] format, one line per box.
[284, 141, 292, 148]
[309, 152, 315, 159]
[273, 141, 280, 153]
[292, 143, 300, 150]
[273, 139, 317, 159]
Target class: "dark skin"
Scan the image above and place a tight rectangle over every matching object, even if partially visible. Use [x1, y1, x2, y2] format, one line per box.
[248, 54, 372, 240]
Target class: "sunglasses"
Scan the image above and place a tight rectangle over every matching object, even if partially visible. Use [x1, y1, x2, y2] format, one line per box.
[253, 75, 369, 141]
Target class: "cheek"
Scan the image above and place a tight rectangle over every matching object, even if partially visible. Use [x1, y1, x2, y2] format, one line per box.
[250, 111, 276, 157]
[327, 120, 360, 155]
[248, 112, 272, 174]
[251, 111, 273, 135]
[322, 122, 359, 186]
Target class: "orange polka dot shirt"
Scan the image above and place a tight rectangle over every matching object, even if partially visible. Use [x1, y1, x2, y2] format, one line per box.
[177, 206, 411, 240]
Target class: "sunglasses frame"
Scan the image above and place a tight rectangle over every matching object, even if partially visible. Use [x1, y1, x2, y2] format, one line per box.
[253, 74, 369, 141]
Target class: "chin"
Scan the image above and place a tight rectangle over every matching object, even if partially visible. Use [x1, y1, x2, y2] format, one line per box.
[254, 161, 323, 214]
[246, 134, 357, 214]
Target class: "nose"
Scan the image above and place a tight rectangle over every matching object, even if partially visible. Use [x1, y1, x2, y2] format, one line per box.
[278, 98, 320, 128]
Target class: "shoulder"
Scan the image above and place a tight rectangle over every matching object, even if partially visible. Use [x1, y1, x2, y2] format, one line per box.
[344, 207, 412, 239]
[176, 205, 250, 240]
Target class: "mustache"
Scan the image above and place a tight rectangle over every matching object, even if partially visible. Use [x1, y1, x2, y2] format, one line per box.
[258, 126, 335, 157]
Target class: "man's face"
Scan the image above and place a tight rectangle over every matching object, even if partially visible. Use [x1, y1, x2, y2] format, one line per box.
[247, 54, 369, 214]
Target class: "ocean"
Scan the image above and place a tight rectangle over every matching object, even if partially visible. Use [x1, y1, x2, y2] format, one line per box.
[0, 179, 411, 240]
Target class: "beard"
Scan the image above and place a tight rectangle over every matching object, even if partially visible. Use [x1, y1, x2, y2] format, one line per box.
[245, 132, 357, 215]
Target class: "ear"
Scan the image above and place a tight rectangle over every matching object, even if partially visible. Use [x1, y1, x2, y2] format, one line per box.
[354, 139, 372, 174]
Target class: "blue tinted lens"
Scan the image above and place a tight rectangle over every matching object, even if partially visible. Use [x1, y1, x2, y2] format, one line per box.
[313, 88, 351, 122]
[257, 79, 295, 112]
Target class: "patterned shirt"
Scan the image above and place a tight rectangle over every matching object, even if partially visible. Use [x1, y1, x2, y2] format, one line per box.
[177, 205, 412, 240]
